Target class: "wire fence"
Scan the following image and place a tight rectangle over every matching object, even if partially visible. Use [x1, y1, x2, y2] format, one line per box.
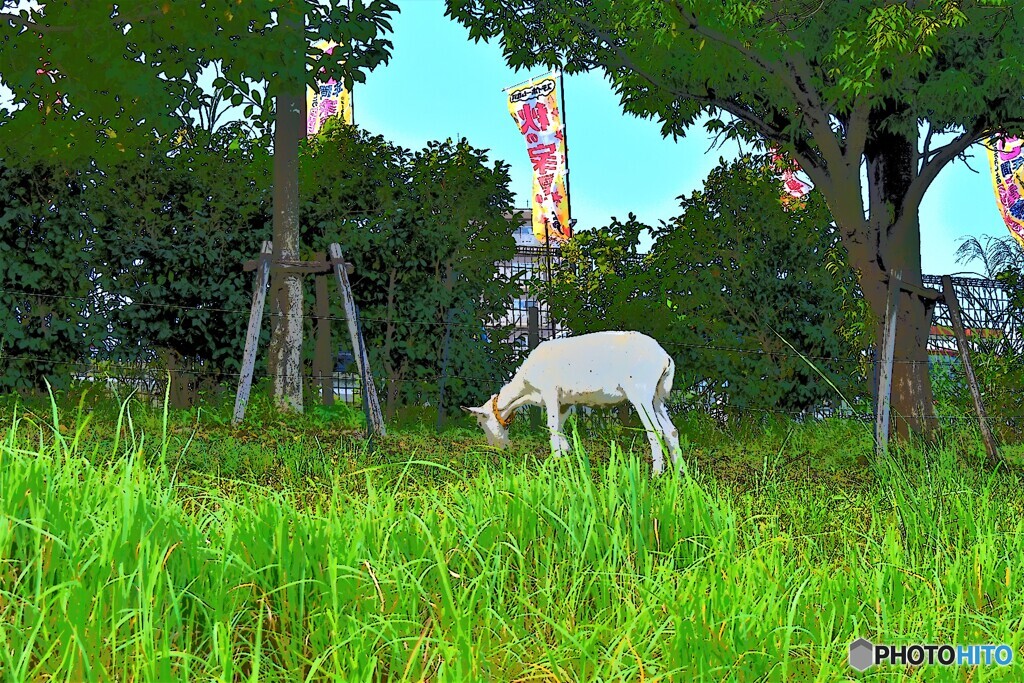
[5, 271, 1019, 362]
[2, 333, 1024, 429]
[2, 263, 1023, 430]
[923, 274, 1024, 357]
[5, 350, 1024, 428]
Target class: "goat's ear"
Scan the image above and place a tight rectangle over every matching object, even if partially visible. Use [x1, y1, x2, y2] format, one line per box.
[462, 405, 485, 415]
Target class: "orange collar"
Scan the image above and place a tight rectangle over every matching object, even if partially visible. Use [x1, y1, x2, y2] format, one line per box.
[492, 394, 515, 429]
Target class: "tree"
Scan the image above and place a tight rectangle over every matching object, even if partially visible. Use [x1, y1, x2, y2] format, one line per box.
[2, 0, 398, 413]
[540, 214, 670, 337]
[956, 234, 1024, 282]
[447, 0, 1024, 440]
[653, 156, 869, 412]
[1, 1, 395, 163]
[544, 155, 869, 413]
[300, 123, 520, 418]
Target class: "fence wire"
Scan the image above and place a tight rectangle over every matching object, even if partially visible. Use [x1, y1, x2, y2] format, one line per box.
[2, 266, 1022, 427]
[3, 346, 1024, 425]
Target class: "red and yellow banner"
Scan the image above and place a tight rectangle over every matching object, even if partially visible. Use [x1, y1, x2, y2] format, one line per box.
[986, 135, 1024, 250]
[506, 72, 570, 244]
[307, 40, 353, 137]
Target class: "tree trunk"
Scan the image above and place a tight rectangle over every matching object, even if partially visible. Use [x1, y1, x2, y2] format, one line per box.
[266, 60, 305, 412]
[856, 118, 937, 441]
[385, 375, 400, 421]
[164, 349, 197, 410]
[858, 266, 937, 440]
[383, 359, 408, 421]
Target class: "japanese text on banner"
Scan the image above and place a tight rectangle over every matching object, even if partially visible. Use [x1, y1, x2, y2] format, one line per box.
[987, 135, 1024, 250]
[506, 73, 570, 244]
[307, 40, 353, 137]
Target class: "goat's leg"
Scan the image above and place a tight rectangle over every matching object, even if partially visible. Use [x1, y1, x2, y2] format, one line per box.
[558, 405, 572, 450]
[628, 393, 667, 474]
[545, 394, 570, 456]
[654, 399, 682, 467]
[559, 405, 571, 425]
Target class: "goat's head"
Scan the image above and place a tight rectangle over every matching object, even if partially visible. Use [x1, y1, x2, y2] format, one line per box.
[462, 396, 510, 449]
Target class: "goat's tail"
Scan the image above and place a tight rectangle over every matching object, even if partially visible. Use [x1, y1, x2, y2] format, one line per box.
[657, 354, 675, 401]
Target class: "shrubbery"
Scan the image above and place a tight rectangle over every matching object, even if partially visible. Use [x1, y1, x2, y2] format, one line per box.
[87, 131, 273, 406]
[300, 122, 519, 418]
[0, 163, 105, 393]
[2, 123, 520, 417]
[544, 154, 872, 416]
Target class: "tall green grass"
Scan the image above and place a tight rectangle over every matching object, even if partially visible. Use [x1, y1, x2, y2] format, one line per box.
[1, 391, 1023, 681]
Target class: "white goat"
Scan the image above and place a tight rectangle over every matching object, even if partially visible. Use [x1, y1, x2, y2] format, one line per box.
[463, 331, 682, 474]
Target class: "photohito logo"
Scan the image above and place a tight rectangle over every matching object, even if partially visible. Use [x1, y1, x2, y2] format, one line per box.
[848, 638, 1014, 671]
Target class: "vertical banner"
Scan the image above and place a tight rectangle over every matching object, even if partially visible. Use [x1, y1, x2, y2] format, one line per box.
[986, 135, 1024, 250]
[506, 72, 571, 244]
[768, 145, 813, 211]
[307, 39, 353, 137]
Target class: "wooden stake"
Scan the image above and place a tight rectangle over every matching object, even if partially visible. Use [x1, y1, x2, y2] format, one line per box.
[875, 269, 901, 458]
[329, 243, 386, 437]
[941, 275, 1000, 466]
[313, 252, 333, 406]
[233, 241, 273, 424]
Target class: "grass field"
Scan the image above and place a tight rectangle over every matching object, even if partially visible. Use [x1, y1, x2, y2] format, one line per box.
[2, 385, 1024, 681]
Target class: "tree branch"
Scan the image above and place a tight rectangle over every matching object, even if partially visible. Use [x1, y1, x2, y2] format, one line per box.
[669, 1, 782, 78]
[845, 92, 871, 161]
[904, 124, 986, 218]
[666, 1, 832, 135]
[783, 52, 845, 168]
[1, 11, 74, 33]
[564, 12, 823, 177]
[710, 95, 831, 192]
[665, 2, 846, 183]
[918, 122, 934, 176]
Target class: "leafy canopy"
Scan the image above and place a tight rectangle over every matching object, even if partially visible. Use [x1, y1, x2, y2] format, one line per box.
[447, 0, 1024, 225]
[449, 0, 1024, 137]
[1, 0, 397, 162]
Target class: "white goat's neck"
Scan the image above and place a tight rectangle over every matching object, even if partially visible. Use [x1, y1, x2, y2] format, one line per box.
[495, 375, 534, 415]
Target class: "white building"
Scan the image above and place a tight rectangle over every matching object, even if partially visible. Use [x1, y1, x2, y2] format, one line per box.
[495, 208, 569, 351]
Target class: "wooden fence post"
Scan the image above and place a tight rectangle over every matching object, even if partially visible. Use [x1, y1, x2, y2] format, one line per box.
[875, 269, 901, 458]
[328, 243, 386, 438]
[233, 241, 273, 424]
[941, 275, 1000, 467]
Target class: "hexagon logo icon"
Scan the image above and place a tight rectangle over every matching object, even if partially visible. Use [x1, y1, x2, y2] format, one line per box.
[849, 638, 875, 671]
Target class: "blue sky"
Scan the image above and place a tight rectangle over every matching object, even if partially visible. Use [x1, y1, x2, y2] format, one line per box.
[353, 0, 1009, 278]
